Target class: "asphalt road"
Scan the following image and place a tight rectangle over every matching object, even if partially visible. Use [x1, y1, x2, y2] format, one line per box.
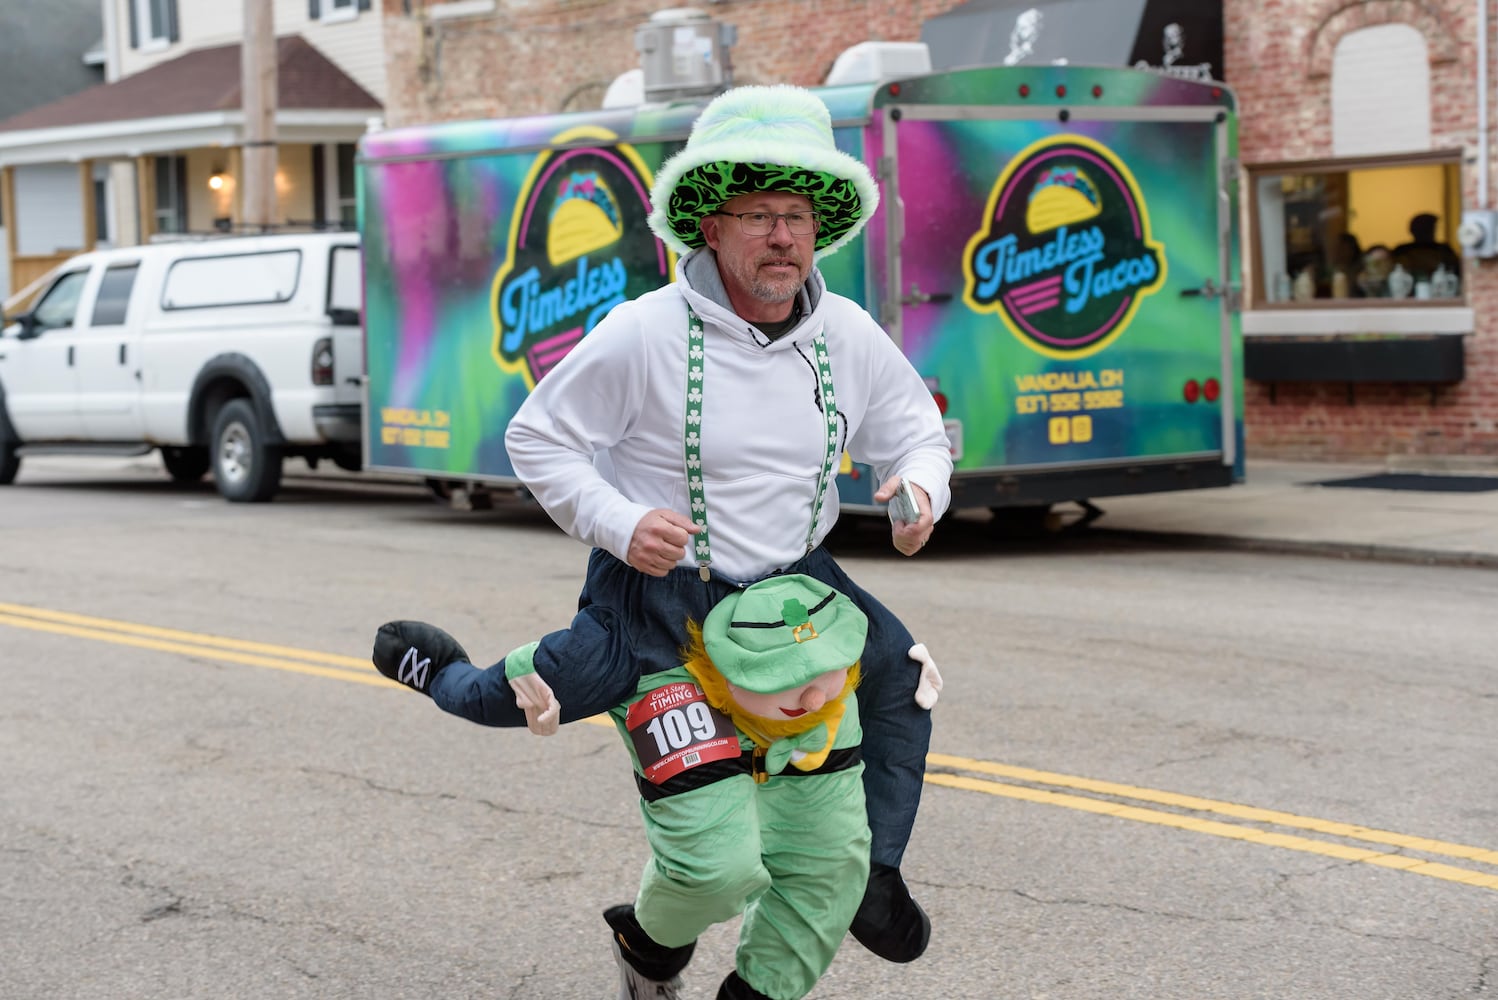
[1, 457, 1495, 1000]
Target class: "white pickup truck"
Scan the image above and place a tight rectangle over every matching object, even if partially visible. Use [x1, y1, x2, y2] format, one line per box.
[0, 231, 363, 501]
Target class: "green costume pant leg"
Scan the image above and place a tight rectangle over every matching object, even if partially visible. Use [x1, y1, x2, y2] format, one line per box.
[612, 668, 871, 999]
[635, 775, 771, 947]
[610, 668, 773, 948]
[734, 765, 869, 999]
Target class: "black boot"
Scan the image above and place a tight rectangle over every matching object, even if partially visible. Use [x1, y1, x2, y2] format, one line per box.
[371, 620, 470, 695]
[716, 970, 774, 1000]
[604, 903, 696, 987]
[849, 862, 931, 963]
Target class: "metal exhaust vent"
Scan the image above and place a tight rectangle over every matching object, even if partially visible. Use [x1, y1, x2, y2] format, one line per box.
[635, 7, 736, 103]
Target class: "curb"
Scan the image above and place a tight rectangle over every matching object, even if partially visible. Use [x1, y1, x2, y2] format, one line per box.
[1094, 527, 1498, 571]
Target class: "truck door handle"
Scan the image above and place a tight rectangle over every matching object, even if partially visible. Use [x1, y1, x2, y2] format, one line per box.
[119, 344, 127, 365]
[68, 346, 75, 366]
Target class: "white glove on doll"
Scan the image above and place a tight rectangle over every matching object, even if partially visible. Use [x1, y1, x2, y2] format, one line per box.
[508, 672, 561, 736]
[909, 642, 943, 710]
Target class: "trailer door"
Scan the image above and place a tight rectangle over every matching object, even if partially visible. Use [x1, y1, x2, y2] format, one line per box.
[880, 103, 1236, 501]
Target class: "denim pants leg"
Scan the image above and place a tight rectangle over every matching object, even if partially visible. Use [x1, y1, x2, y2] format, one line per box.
[431, 549, 729, 725]
[795, 549, 930, 871]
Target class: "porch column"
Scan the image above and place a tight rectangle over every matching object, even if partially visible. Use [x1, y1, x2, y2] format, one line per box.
[228, 145, 244, 230]
[1, 166, 16, 263]
[78, 159, 97, 252]
[135, 155, 156, 244]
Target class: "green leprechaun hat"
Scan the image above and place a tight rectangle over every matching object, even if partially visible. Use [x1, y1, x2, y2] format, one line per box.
[647, 84, 880, 259]
[702, 574, 868, 694]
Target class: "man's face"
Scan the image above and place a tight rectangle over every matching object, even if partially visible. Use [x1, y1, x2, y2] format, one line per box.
[699, 191, 816, 322]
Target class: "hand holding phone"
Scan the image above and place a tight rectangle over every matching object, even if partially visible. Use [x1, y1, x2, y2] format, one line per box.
[887, 477, 920, 524]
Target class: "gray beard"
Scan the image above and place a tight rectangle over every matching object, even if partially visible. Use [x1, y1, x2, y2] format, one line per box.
[686, 248, 810, 314]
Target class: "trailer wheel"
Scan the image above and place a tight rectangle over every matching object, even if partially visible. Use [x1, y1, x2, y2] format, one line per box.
[161, 446, 210, 482]
[0, 441, 18, 485]
[211, 399, 283, 502]
[988, 504, 1058, 538]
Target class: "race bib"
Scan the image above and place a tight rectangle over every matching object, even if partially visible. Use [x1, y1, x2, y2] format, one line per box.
[626, 682, 740, 785]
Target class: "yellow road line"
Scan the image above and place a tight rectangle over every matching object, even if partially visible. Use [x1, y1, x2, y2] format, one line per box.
[0, 600, 371, 669]
[927, 752, 1498, 867]
[2, 601, 1495, 892]
[0, 611, 391, 688]
[923, 772, 1498, 891]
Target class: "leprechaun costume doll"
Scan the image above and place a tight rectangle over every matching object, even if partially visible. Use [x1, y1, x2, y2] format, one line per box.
[596, 573, 872, 1000]
[375, 574, 911, 999]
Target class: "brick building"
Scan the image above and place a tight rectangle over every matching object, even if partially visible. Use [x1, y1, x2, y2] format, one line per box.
[380, 0, 1496, 468]
[1224, 0, 1495, 465]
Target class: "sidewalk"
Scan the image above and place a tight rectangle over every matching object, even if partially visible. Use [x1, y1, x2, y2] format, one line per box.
[1084, 459, 1498, 569]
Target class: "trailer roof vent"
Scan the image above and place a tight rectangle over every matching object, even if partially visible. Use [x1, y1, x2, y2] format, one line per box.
[635, 7, 736, 103]
[602, 68, 645, 109]
[824, 41, 932, 87]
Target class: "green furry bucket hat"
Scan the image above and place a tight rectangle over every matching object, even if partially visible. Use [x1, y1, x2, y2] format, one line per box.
[702, 574, 868, 694]
[647, 84, 880, 259]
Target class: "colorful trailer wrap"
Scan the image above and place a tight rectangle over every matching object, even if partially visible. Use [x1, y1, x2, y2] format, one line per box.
[360, 65, 1243, 514]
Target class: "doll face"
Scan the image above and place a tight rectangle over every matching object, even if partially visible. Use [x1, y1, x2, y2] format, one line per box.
[728, 666, 850, 720]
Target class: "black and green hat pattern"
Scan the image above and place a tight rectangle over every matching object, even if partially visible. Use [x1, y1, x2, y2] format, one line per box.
[647, 85, 880, 259]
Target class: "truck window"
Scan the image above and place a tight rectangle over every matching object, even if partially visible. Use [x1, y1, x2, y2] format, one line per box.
[31, 270, 91, 330]
[90, 263, 140, 327]
[327, 245, 362, 325]
[162, 250, 301, 310]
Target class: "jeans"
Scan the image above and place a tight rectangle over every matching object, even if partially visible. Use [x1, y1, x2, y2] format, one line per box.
[431, 546, 931, 869]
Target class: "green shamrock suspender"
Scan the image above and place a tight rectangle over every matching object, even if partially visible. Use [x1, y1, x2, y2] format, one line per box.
[684, 305, 839, 582]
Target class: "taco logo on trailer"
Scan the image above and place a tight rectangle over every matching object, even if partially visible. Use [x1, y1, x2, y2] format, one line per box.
[491, 126, 673, 389]
[962, 134, 1166, 359]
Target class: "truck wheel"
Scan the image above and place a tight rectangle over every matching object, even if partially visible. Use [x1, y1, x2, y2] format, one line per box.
[211, 399, 283, 502]
[160, 446, 210, 482]
[0, 441, 18, 485]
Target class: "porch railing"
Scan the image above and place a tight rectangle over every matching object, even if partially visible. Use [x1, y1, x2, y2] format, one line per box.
[4, 252, 78, 317]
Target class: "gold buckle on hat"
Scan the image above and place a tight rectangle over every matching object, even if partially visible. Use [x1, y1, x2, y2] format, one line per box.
[792, 621, 818, 643]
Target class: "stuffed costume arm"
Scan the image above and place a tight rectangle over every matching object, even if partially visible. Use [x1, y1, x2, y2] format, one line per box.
[502, 642, 561, 736]
[908, 642, 943, 709]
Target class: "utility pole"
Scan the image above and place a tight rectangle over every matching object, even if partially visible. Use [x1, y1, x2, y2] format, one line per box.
[242, 0, 278, 230]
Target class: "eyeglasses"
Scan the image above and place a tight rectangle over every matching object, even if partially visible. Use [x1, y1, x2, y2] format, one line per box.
[712, 210, 821, 237]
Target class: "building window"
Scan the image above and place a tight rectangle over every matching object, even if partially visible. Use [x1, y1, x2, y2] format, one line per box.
[1331, 24, 1430, 158]
[336, 143, 357, 226]
[312, 143, 358, 229]
[154, 155, 188, 234]
[309, 0, 371, 23]
[129, 0, 179, 50]
[93, 178, 109, 244]
[1249, 154, 1464, 306]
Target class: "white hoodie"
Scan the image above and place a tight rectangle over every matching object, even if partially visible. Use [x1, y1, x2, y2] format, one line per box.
[505, 248, 953, 582]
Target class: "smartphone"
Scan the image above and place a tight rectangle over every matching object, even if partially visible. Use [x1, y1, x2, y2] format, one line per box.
[887, 478, 920, 524]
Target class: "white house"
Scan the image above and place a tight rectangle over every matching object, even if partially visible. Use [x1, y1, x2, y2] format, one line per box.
[0, 0, 386, 306]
